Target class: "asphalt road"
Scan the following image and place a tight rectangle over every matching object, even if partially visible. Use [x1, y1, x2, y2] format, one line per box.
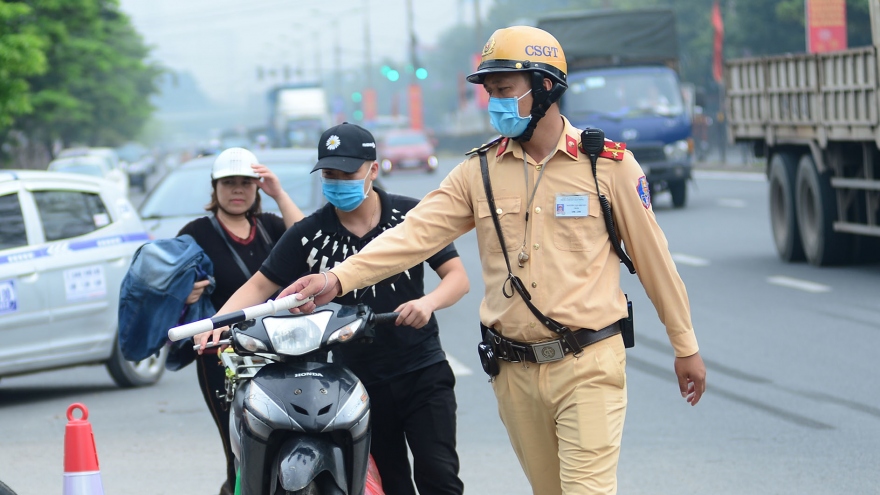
[1, 157, 878, 495]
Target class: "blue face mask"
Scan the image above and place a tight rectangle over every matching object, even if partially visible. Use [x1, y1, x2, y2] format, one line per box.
[488, 89, 532, 138]
[321, 176, 370, 212]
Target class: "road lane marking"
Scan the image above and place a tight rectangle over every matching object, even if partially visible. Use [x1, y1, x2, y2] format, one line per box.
[671, 253, 710, 267]
[693, 170, 766, 182]
[717, 198, 747, 208]
[767, 275, 831, 293]
[626, 355, 834, 430]
[447, 354, 473, 376]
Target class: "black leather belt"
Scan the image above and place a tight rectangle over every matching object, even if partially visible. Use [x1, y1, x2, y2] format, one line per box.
[480, 323, 621, 364]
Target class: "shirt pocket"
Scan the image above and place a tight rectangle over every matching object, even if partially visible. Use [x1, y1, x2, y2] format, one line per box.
[476, 196, 523, 253]
[552, 195, 604, 252]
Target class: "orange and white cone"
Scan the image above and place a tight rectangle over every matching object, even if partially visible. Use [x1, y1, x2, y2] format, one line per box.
[63, 403, 104, 495]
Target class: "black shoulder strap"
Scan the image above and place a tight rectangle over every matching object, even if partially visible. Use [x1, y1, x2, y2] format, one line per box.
[209, 215, 253, 279]
[465, 135, 504, 157]
[254, 216, 275, 250]
[580, 128, 636, 275]
[478, 151, 583, 355]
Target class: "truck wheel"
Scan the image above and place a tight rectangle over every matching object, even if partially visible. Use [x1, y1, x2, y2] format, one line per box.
[106, 337, 167, 388]
[768, 152, 805, 262]
[669, 180, 687, 208]
[0, 479, 17, 495]
[795, 155, 852, 265]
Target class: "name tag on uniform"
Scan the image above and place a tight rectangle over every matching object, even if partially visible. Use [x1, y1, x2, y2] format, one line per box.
[555, 193, 589, 217]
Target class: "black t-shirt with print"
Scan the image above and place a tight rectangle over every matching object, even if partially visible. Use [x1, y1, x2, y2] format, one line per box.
[178, 213, 287, 311]
[260, 188, 459, 385]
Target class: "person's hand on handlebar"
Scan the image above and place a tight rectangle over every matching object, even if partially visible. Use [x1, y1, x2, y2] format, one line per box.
[394, 298, 434, 329]
[194, 326, 229, 354]
[277, 271, 340, 314]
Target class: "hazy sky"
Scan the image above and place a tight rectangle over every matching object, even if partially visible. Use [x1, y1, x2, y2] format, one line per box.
[119, 0, 494, 103]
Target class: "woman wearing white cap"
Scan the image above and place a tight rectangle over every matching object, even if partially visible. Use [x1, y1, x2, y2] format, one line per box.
[179, 147, 304, 495]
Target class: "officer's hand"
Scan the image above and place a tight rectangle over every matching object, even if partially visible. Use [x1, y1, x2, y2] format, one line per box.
[185, 280, 211, 305]
[278, 272, 340, 314]
[674, 352, 706, 406]
[393, 298, 434, 329]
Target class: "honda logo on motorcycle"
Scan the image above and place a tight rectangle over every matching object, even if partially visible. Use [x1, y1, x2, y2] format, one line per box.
[295, 372, 324, 378]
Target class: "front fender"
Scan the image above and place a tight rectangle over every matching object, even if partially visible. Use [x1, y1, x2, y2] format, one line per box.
[276, 436, 347, 493]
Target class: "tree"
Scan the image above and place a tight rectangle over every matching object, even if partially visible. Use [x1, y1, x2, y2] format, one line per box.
[0, 2, 47, 128]
[13, 0, 162, 152]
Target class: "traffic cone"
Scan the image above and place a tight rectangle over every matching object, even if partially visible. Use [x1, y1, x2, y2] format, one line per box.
[63, 403, 105, 495]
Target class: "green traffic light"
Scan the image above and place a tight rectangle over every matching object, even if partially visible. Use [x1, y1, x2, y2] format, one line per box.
[353, 110, 364, 120]
[352, 92, 362, 102]
[415, 68, 428, 80]
[387, 70, 400, 82]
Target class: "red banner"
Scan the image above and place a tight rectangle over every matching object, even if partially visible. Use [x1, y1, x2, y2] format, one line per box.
[408, 84, 423, 130]
[807, 0, 847, 53]
[712, 1, 724, 83]
[362, 88, 377, 122]
[473, 53, 489, 109]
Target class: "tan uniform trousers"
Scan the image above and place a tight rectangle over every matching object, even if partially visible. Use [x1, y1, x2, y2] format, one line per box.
[491, 335, 627, 495]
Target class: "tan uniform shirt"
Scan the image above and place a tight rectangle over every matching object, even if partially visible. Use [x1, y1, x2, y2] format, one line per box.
[331, 116, 699, 357]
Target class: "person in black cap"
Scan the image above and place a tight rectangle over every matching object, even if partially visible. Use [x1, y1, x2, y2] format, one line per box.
[198, 122, 469, 495]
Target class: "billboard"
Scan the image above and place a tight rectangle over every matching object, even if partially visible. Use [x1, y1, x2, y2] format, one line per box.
[806, 0, 847, 53]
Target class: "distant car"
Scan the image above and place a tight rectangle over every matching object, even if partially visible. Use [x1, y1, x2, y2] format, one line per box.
[116, 143, 154, 193]
[378, 129, 439, 175]
[58, 147, 122, 171]
[0, 170, 164, 387]
[48, 154, 129, 197]
[138, 148, 324, 240]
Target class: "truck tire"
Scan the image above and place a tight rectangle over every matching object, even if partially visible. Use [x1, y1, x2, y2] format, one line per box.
[0, 480, 17, 495]
[669, 180, 687, 208]
[795, 155, 852, 265]
[106, 336, 167, 388]
[768, 152, 805, 262]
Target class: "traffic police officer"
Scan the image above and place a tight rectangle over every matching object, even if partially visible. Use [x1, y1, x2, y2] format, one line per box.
[280, 26, 707, 495]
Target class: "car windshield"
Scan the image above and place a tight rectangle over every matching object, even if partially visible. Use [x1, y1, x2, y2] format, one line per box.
[385, 133, 429, 146]
[139, 161, 315, 218]
[564, 69, 685, 118]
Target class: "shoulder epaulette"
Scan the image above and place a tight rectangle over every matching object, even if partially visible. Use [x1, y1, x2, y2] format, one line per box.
[465, 135, 505, 156]
[599, 140, 626, 161]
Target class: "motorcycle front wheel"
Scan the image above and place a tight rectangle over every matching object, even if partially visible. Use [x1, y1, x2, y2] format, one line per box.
[276, 481, 320, 495]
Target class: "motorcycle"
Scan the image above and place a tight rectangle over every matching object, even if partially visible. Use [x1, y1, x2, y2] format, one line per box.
[169, 295, 395, 495]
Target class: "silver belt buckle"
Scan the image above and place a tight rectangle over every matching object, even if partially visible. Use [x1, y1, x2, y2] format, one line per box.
[531, 340, 565, 363]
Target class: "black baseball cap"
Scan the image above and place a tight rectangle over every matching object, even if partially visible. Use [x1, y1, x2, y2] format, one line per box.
[312, 122, 378, 173]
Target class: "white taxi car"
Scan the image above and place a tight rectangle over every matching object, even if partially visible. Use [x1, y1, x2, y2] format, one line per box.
[0, 170, 165, 387]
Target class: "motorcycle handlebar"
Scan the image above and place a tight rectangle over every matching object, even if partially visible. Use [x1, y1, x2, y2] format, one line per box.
[168, 294, 314, 342]
[372, 312, 400, 326]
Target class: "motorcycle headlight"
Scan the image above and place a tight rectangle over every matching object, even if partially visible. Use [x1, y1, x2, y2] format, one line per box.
[328, 318, 364, 344]
[664, 139, 691, 161]
[427, 156, 439, 168]
[235, 332, 268, 353]
[263, 311, 332, 355]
